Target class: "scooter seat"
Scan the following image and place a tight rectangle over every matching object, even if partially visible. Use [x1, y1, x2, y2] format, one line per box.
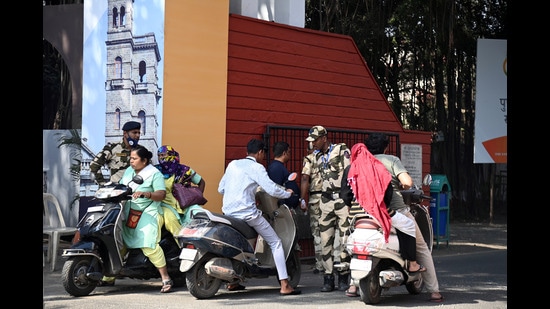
[220, 215, 258, 239]
[355, 218, 380, 229]
[190, 209, 258, 239]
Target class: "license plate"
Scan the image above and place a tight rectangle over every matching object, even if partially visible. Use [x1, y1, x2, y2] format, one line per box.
[350, 258, 372, 271]
[179, 248, 198, 260]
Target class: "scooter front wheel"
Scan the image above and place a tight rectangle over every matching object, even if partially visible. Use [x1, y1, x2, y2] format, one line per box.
[185, 254, 222, 299]
[61, 256, 98, 297]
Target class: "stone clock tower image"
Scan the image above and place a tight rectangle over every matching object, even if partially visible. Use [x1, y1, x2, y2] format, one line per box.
[104, 0, 162, 159]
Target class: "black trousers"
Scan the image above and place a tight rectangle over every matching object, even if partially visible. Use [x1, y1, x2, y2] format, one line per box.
[396, 229, 416, 261]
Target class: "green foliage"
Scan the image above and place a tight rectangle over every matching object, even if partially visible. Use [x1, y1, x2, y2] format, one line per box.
[55, 130, 83, 209]
[305, 0, 508, 221]
[55, 129, 82, 182]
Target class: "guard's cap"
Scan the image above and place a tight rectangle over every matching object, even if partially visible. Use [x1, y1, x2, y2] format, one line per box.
[122, 121, 141, 131]
[306, 125, 327, 141]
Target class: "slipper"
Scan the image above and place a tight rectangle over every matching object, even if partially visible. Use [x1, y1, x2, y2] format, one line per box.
[429, 296, 444, 302]
[160, 279, 173, 293]
[345, 288, 358, 297]
[280, 289, 302, 296]
[227, 283, 246, 291]
[408, 265, 427, 274]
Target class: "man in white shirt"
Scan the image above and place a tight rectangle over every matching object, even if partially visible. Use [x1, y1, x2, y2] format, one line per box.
[218, 138, 301, 296]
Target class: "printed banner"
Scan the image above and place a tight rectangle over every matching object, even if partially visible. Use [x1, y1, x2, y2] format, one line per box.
[474, 39, 507, 163]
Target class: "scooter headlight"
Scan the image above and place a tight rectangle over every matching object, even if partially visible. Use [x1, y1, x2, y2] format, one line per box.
[95, 187, 126, 199]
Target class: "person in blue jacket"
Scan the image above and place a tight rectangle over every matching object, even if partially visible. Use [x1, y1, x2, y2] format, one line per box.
[267, 141, 300, 209]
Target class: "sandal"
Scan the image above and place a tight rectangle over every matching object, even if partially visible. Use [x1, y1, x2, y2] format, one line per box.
[408, 264, 427, 274]
[406, 260, 426, 274]
[345, 286, 358, 297]
[160, 279, 173, 293]
[226, 283, 246, 291]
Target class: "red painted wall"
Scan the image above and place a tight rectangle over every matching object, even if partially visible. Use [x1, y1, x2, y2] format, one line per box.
[225, 14, 431, 177]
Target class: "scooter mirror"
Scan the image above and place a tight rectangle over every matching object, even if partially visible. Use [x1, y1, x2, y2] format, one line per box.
[132, 175, 144, 185]
[422, 174, 432, 186]
[288, 172, 297, 182]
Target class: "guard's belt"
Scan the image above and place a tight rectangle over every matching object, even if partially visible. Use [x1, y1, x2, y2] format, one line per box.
[321, 191, 341, 200]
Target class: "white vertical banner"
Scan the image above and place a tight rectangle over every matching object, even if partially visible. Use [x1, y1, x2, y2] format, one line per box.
[474, 39, 507, 163]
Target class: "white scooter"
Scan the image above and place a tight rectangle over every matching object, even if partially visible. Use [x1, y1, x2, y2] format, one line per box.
[345, 176, 433, 304]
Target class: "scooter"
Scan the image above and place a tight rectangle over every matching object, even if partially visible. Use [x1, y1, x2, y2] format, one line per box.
[175, 176, 302, 299]
[345, 176, 433, 305]
[61, 175, 185, 297]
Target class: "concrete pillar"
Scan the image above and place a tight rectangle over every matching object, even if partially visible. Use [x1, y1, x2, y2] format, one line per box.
[229, 0, 304, 28]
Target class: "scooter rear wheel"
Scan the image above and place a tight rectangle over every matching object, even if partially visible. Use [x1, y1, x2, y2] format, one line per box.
[185, 254, 222, 299]
[358, 264, 382, 304]
[61, 256, 98, 297]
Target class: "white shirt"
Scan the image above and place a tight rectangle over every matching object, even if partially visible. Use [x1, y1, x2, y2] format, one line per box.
[218, 156, 291, 220]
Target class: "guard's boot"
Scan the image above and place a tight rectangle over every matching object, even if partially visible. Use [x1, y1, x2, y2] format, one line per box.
[338, 273, 350, 291]
[320, 274, 335, 292]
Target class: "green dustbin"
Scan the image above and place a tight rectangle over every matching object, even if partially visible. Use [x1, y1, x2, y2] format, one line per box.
[429, 174, 451, 248]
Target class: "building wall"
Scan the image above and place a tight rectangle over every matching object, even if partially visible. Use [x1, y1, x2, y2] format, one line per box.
[224, 14, 431, 174]
[163, 0, 230, 212]
[42, 4, 83, 129]
[43, 130, 81, 227]
[162, 5, 431, 213]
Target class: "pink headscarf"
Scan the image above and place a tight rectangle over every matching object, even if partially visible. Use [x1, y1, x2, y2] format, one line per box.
[347, 143, 393, 242]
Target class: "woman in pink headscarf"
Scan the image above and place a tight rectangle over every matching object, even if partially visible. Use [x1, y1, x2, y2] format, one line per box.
[341, 143, 425, 296]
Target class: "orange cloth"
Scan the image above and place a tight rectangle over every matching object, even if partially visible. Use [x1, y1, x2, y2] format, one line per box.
[347, 143, 393, 242]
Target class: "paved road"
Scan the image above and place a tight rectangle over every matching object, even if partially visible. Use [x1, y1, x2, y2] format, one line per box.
[43, 222, 507, 308]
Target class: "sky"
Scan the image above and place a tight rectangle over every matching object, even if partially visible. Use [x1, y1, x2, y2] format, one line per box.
[82, 0, 165, 155]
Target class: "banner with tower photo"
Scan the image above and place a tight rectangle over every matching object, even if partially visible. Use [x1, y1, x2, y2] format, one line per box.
[81, 0, 165, 199]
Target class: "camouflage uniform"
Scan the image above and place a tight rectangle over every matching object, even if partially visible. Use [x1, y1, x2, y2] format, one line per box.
[89, 140, 131, 185]
[303, 151, 343, 274]
[315, 143, 351, 278]
[302, 151, 324, 272]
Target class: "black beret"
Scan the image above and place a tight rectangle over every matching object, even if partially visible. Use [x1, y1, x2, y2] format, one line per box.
[122, 121, 141, 131]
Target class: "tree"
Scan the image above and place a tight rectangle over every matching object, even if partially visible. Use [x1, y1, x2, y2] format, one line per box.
[305, 0, 508, 222]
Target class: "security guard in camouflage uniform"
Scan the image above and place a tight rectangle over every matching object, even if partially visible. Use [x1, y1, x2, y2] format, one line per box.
[90, 121, 142, 186]
[305, 125, 351, 292]
[90, 121, 141, 286]
[300, 142, 324, 273]
[301, 142, 342, 274]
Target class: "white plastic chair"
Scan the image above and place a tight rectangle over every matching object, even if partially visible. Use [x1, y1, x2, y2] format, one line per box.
[43, 193, 77, 271]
